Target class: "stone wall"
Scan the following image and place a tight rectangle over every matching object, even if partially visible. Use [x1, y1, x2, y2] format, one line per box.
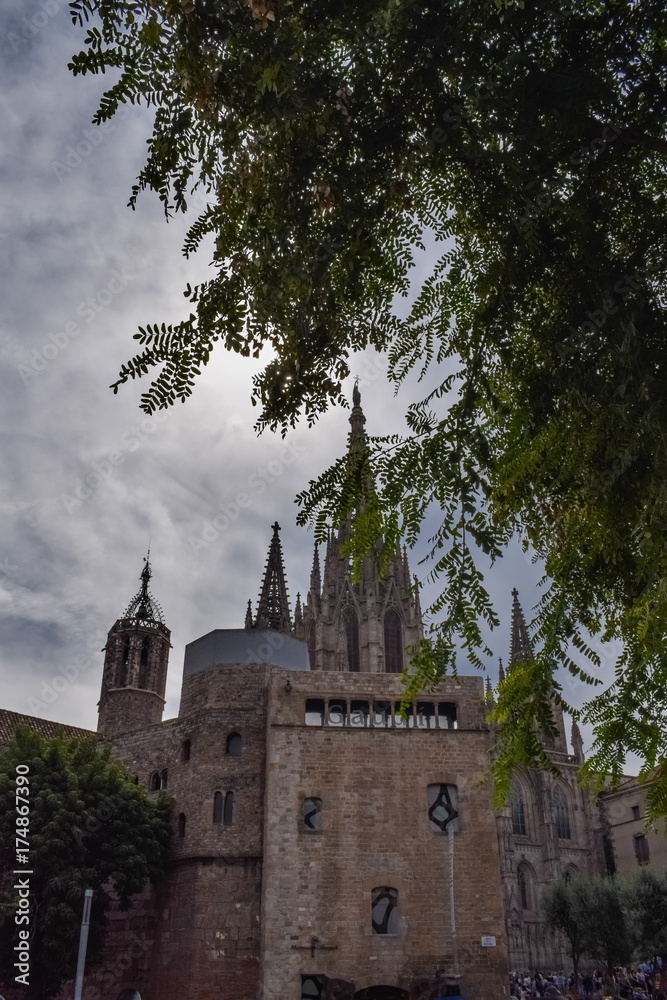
[261, 670, 508, 1000]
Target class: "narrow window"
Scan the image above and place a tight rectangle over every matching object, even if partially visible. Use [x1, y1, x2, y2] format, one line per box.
[350, 700, 369, 727]
[511, 792, 527, 836]
[160, 769, 168, 790]
[518, 866, 530, 909]
[303, 797, 322, 831]
[427, 783, 459, 833]
[213, 791, 223, 824]
[305, 699, 325, 726]
[306, 623, 316, 669]
[119, 636, 131, 686]
[553, 786, 571, 839]
[339, 607, 360, 672]
[328, 699, 347, 726]
[371, 887, 398, 935]
[226, 733, 242, 756]
[182, 739, 191, 762]
[372, 701, 391, 727]
[150, 771, 160, 791]
[438, 703, 458, 729]
[384, 608, 403, 673]
[177, 813, 186, 838]
[138, 638, 150, 688]
[393, 702, 413, 728]
[634, 834, 650, 865]
[301, 975, 325, 1000]
[632, 805, 640, 821]
[223, 791, 234, 825]
[416, 702, 436, 729]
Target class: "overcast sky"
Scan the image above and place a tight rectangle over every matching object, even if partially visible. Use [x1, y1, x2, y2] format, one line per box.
[0, 0, 624, 764]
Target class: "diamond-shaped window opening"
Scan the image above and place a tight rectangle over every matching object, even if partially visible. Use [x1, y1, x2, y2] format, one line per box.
[427, 783, 459, 833]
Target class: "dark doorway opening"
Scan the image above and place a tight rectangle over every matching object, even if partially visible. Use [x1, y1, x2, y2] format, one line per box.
[354, 988, 409, 1000]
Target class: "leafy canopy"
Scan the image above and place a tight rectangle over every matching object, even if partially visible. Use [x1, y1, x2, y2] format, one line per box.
[68, 0, 667, 804]
[543, 870, 667, 974]
[0, 725, 171, 999]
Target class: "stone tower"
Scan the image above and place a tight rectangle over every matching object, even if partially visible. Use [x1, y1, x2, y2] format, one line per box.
[303, 386, 423, 672]
[97, 557, 171, 739]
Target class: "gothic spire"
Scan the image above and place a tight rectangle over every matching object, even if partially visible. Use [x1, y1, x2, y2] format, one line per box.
[413, 574, 422, 621]
[123, 553, 165, 623]
[509, 588, 534, 664]
[498, 657, 505, 682]
[255, 522, 293, 633]
[348, 379, 367, 450]
[245, 599, 253, 629]
[309, 542, 321, 611]
[571, 719, 584, 761]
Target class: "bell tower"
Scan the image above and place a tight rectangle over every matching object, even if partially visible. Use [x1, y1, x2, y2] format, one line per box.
[97, 556, 171, 740]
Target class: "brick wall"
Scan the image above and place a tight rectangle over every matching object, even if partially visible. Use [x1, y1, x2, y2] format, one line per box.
[261, 670, 508, 1000]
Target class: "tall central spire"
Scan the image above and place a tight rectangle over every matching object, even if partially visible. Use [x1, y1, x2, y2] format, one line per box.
[509, 588, 535, 664]
[252, 522, 293, 633]
[348, 379, 367, 451]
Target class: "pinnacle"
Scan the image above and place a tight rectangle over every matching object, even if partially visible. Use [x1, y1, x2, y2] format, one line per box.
[123, 555, 164, 623]
[254, 522, 293, 633]
[509, 588, 534, 664]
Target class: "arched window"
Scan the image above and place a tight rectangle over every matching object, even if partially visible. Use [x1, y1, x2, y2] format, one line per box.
[226, 733, 242, 756]
[338, 606, 360, 672]
[118, 636, 131, 686]
[384, 608, 403, 673]
[371, 887, 398, 935]
[177, 813, 186, 838]
[301, 976, 325, 1000]
[223, 791, 234, 825]
[518, 865, 531, 910]
[213, 791, 223, 824]
[427, 783, 459, 833]
[553, 785, 571, 839]
[149, 771, 160, 791]
[182, 739, 191, 761]
[138, 638, 150, 688]
[511, 789, 527, 836]
[160, 769, 168, 790]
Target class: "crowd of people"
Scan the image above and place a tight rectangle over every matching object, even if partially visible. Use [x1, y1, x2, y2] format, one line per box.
[509, 966, 664, 1000]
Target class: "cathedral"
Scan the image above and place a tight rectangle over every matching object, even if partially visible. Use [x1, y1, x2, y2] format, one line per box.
[0, 390, 654, 1000]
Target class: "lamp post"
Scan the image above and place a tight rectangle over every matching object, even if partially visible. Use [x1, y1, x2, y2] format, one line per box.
[73, 889, 93, 1000]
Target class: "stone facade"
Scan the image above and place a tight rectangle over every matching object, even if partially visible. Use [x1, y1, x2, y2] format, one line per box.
[3, 391, 664, 1000]
[601, 776, 667, 876]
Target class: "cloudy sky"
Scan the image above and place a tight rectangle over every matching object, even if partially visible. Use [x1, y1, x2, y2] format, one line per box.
[1, 0, 618, 762]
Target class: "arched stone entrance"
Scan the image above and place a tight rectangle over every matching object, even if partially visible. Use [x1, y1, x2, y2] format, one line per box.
[354, 987, 409, 1000]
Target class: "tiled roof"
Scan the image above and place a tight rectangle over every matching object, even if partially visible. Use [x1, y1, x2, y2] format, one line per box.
[0, 709, 95, 745]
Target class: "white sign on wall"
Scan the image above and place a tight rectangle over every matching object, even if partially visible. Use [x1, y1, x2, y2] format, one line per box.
[481, 935, 497, 947]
